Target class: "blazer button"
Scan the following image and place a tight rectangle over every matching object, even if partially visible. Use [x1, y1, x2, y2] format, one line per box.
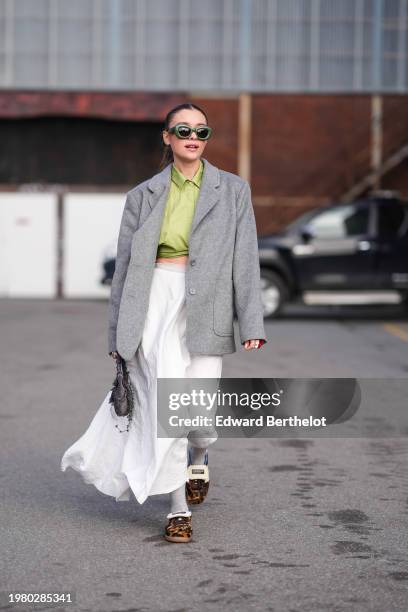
[190, 259, 196, 266]
[189, 288, 196, 295]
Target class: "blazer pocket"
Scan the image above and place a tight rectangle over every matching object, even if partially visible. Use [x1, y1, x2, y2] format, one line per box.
[213, 276, 234, 336]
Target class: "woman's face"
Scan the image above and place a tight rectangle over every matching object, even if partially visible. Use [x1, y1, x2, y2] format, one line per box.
[162, 109, 209, 164]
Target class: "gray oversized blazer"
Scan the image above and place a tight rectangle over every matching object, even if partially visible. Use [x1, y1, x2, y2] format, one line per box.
[107, 157, 267, 361]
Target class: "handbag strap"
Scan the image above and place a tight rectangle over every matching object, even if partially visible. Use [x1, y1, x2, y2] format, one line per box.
[115, 354, 130, 381]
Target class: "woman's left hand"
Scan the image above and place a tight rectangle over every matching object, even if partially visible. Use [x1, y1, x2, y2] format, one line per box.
[243, 339, 263, 350]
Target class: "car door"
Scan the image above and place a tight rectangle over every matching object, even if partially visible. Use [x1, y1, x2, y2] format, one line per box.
[290, 202, 375, 290]
[373, 200, 408, 289]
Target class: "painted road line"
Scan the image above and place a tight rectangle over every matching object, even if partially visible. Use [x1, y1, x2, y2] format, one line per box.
[383, 323, 408, 342]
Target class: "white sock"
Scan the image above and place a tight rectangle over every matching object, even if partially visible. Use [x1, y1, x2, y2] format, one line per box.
[170, 482, 189, 515]
[190, 446, 207, 465]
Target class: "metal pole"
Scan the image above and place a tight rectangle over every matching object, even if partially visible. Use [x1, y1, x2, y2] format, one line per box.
[371, 95, 383, 191]
[108, 0, 121, 89]
[239, 0, 251, 91]
[238, 0, 252, 181]
[371, 0, 383, 190]
[238, 93, 252, 181]
[56, 190, 64, 299]
[372, 0, 384, 92]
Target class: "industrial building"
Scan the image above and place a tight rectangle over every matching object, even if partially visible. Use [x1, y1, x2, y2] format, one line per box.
[0, 0, 407, 296]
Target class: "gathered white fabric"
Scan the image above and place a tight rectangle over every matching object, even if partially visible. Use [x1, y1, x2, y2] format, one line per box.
[60, 261, 222, 505]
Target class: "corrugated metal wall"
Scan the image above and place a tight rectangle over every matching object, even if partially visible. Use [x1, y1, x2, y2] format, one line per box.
[0, 0, 406, 93]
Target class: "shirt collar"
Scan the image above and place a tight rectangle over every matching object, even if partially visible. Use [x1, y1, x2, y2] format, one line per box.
[171, 159, 204, 189]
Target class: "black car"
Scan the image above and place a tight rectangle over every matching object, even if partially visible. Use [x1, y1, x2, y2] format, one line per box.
[258, 192, 408, 317]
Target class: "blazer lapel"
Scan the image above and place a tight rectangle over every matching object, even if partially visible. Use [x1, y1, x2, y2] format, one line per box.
[190, 158, 221, 235]
[146, 157, 220, 236]
[147, 163, 171, 212]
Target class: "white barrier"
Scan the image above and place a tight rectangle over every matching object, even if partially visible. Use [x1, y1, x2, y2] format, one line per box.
[0, 193, 57, 298]
[64, 193, 124, 298]
[0, 191, 126, 299]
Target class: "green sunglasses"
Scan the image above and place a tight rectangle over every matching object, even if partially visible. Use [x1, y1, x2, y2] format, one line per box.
[167, 123, 212, 141]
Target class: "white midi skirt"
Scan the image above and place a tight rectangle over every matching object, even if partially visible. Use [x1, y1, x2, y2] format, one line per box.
[60, 261, 223, 504]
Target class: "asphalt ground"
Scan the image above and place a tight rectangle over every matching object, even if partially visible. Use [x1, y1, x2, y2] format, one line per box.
[1, 299, 408, 612]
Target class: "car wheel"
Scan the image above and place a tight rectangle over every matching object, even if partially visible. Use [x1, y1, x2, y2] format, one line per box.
[260, 269, 288, 318]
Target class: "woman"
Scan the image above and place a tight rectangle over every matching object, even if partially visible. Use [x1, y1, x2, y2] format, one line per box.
[61, 102, 267, 544]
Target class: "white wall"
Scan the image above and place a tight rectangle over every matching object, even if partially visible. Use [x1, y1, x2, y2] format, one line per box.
[0, 193, 57, 297]
[0, 191, 126, 299]
[63, 193, 125, 298]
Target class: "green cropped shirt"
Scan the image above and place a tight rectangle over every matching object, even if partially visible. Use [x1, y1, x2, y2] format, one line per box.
[156, 160, 204, 258]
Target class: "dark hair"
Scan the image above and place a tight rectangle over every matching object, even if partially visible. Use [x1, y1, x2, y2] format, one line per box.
[158, 103, 209, 171]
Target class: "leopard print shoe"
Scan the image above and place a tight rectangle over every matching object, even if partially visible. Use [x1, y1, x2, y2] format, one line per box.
[186, 475, 209, 504]
[164, 511, 192, 543]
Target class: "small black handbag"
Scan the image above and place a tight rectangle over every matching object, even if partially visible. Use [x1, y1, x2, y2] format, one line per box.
[108, 354, 135, 433]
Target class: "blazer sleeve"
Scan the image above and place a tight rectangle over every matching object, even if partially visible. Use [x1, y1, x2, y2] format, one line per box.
[232, 180, 267, 347]
[107, 190, 141, 354]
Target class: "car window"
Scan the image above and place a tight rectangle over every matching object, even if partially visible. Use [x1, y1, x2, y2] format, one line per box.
[307, 204, 369, 239]
[285, 209, 317, 233]
[377, 202, 406, 237]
